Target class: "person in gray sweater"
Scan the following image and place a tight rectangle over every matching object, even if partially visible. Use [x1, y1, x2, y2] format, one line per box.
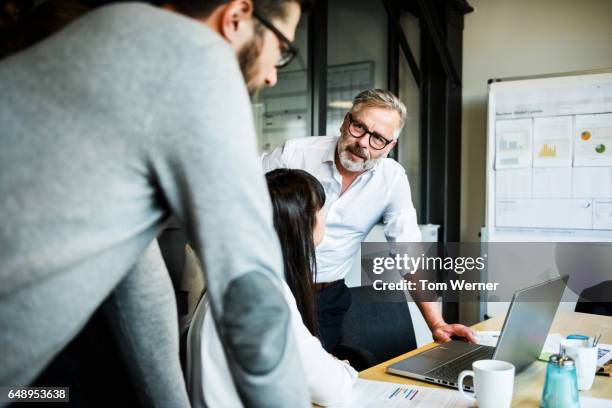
[0, 1, 308, 407]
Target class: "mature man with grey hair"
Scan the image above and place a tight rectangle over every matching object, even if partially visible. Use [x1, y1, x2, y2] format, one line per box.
[263, 88, 476, 353]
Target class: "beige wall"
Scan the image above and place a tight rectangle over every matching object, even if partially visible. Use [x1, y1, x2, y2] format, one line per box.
[461, 0, 612, 241]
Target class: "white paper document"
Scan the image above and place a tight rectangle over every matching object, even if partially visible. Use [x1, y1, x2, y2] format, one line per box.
[475, 331, 501, 347]
[494, 79, 612, 119]
[532, 167, 572, 198]
[593, 200, 612, 230]
[495, 119, 533, 169]
[541, 335, 612, 368]
[572, 167, 612, 198]
[476, 331, 612, 368]
[533, 116, 573, 167]
[574, 113, 612, 167]
[496, 168, 532, 198]
[539, 333, 569, 357]
[349, 379, 470, 408]
[580, 396, 612, 408]
[495, 198, 593, 229]
[597, 347, 612, 369]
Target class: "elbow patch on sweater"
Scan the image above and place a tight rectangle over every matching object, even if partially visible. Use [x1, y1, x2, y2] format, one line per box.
[221, 272, 289, 375]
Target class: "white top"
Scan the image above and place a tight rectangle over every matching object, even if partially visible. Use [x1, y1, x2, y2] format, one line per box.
[262, 136, 422, 283]
[191, 280, 357, 408]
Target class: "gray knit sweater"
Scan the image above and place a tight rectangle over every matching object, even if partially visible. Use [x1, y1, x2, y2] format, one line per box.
[0, 3, 308, 407]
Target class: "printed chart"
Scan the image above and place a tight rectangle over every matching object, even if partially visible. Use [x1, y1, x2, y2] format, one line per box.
[574, 113, 612, 166]
[495, 119, 532, 169]
[351, 379, 470, 408]
[487, 72, 612, 239]
[533, 116, 573, 167]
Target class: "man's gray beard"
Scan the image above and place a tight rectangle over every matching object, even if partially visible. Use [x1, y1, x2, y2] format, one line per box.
[338, 150, 378, 172]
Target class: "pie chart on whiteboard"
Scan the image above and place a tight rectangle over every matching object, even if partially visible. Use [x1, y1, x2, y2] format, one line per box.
[581, 130, 592, 141]
[595, 144, 606, 154]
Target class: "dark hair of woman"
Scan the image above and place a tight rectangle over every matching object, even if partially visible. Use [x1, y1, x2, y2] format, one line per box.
[265, 168, 325, 335]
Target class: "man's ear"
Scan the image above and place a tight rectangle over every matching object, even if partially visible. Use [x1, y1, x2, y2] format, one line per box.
[383, 139, 397, 157]
[220, 0, 254, 47]
[339, 113, 349, 134]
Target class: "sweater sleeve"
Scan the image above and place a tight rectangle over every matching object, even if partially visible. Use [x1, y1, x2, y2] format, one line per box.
[146, 38, 309, 408]
[104, 241, 190, 408]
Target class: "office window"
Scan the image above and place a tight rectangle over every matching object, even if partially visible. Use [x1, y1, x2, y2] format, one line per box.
[398, 12, 421, 218]
[254, 16, 310, 153]
[326, 0, 388, 137]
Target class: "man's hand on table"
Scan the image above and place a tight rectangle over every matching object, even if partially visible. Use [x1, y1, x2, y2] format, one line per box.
[431, 321, 477, 344]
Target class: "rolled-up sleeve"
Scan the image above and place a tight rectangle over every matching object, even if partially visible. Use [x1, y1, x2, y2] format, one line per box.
[383, 171, 421, 243]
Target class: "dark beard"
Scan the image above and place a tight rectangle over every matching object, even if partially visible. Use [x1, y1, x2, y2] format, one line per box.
[237, 37, 261, 98]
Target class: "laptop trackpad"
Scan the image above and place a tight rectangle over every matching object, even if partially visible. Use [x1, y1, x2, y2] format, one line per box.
[389, 341, 477, 375]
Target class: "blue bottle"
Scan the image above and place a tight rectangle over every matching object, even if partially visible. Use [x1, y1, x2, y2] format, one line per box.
[540, 354, 579, 408]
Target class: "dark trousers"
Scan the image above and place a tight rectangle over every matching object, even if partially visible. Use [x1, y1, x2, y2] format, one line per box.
[316, 280, 352, 353]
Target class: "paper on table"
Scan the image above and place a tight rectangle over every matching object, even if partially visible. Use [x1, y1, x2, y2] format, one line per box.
[475, 331, 500, 347]
[597, 347, 612, 369]
[476, 331, 561, 357]
[349, 379, 471, 408]
[580, 396, 612, 408]
[540, 335, 612, 368]
[476, 331, 612, 367]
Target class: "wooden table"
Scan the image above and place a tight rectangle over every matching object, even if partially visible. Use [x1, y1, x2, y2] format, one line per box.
[360, 311, 612, 407]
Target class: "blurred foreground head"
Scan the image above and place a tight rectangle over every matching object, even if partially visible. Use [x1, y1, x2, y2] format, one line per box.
[1, 0, 305, 95]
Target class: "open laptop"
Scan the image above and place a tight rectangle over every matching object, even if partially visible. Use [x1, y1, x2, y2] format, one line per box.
[387, 276, 568, 391]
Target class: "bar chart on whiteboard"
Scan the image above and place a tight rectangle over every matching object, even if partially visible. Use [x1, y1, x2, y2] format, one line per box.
[486, 71, 612, 241]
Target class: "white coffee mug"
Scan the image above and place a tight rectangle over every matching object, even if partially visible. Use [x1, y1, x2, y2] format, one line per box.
[560, 339, 598, 391]
[458, 360, 515, 408]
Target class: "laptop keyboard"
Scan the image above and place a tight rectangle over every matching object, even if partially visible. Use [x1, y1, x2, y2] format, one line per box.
[426, 346, 495, 383]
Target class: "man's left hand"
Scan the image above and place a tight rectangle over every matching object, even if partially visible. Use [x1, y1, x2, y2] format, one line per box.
[432, 322, 477, 344]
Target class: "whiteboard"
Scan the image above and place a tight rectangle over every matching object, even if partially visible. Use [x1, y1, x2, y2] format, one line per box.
[485, 70, 612, 242]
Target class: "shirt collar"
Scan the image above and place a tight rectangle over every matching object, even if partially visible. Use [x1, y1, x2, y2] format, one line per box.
[322, 136, 338, 164]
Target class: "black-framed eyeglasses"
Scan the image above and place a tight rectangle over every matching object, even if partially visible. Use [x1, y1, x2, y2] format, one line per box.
[346, 113, 394, 150]
[252, 10, 299, 68]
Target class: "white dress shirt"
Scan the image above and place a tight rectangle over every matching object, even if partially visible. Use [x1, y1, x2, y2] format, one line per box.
[262, 136, 421, 283]
[194, 280, 357, 407]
